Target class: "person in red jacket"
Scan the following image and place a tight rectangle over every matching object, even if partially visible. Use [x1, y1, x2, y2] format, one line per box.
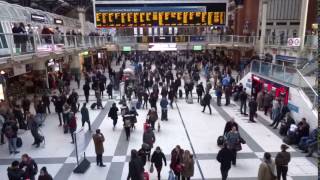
[68, 112, 77, 144]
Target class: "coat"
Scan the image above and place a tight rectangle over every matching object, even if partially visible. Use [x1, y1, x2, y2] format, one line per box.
[38, 174, 53, 180]
[108, 106, 119, 120]
[216, 147, 233, 170]
[143, 129, 155, 148]
[7, 167, 24, 180]
[92, 133, 105, 155]
[249, 100, 258, 113]
[151, 151, 166, 168]
[258, 161, 276, 180]
[128, 157, 144, 180]
[203, 93, 212, 105]
[81, 106, 89, 122]
[181, 157, 194, 178]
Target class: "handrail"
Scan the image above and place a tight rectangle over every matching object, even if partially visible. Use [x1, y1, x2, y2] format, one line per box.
[296, 69, 318, 96]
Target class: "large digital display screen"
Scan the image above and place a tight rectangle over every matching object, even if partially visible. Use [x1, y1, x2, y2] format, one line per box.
[95, 4, 226, 27]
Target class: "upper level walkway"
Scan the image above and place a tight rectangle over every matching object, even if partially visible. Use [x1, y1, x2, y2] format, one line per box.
[0, 33, 317, 65]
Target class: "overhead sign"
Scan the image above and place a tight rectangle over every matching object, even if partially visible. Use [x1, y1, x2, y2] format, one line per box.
[54, 19, 64, 25]
[193, 45, 202, 51]
[31, 14, 45, 22]
[287, 38, 300, 47]
[13, 64, 26, 76]
[148, 43, 177, 51]
[123, 46, 132, 51]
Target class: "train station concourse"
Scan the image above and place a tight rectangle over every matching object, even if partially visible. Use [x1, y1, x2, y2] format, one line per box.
[0, 0, 318, 180]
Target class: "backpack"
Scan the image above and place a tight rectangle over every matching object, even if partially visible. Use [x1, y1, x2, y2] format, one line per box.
[16, 137, 22, 148]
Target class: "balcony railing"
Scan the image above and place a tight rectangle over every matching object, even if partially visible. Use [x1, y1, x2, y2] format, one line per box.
[0, 33, 111, 60]
[250, 60, 318, 110]
[0, 33, 317, 61]
[264, 35, 318, 49]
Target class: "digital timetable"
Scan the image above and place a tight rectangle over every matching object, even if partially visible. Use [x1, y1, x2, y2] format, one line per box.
[96, 11, 225, 27]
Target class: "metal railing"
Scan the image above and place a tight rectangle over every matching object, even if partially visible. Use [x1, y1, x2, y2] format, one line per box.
[264, 35, 318, 49]
[0, 33, 111, 59]
[250, 60, 318, 109]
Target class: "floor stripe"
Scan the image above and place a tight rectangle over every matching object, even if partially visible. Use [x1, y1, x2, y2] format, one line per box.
[175, 101, 205, 180]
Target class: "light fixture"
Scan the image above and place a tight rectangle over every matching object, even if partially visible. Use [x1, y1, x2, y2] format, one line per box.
[0, 70, 5, 75]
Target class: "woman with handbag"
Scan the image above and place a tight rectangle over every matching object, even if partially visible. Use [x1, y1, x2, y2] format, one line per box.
[170, 145, 184, 180]
[226, 126, 241, 166]
[151, 146, 167, 180]
[181, 150, 194, 180]
[258, 152, 276, 180]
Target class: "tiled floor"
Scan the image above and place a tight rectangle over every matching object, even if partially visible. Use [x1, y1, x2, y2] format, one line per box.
[0, 68, 317, 180]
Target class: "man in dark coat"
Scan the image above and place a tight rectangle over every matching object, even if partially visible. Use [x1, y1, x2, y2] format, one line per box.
[52, 96, 64, 126]
[92, 129, 106, 167]
[7, 160, 24, 180]
[106, 83, 113, 99]
[248, 97, 257, 123]
[202, 93, 212, 115]
[217, 143, 233, 180]
[83, 82, 90, 103]
[239, 88, 248, 115]
[21, 96, 31, 120]
[42, 94, 51, 114]
[224, 86, 232, 106]
[108, 103, 119, 129]
[263, 92, 273, 115]
[127, 149, 144, 180]
[80, 103, 91, 131]
[196, 82, 205, 103]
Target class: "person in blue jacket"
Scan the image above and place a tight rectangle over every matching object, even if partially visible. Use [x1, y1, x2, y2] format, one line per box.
[160, 96, 169, 121]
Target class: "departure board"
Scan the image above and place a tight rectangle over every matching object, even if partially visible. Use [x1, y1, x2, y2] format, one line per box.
[96, 11, 225, 27]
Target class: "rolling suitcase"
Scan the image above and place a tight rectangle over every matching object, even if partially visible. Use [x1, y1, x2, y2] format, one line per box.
[90, 103, 97, 110]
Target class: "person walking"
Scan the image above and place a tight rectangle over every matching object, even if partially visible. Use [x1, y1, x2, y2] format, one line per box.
[42, 93, 51, 114]
[224, 86, 232, 106]
[92, 129, 106, 167]
[223, 118, 239, 136]
[21, 96, 31, 120]
[248, 97, 257, 123]
[124, 116, 131, 141]
[196, 82, 205, 103]
[27, 113, 43, 148]
[226, 126, 241, 166]
[263, 92, 273, 116]
[68, 112, 77, 144]
[80, 103, 91, 131]
[275, 144, 291, 180]
[215, 85, 223, 106]
[83, 82, 90, 103]
[181, 150, 195, 180]
[127, 149, 144, 180]
[258, 152, 276, 180]
[7, 160, 24, 180]
[3, 119, 19, 154]
[160, 96, 168, 121]
[95, 89, 104, 109]
[147, 108, 158, 130]
[19, 154, 38, 180]
[38, 166, 53, 180]
[202, 92, 212, 115]
[108, 103, 119, 130]
[170, 145, 184, 180]
[143, 91, 149, 109]
[217, 143, 233, 180]
[239, 88, 248, 115]
[107, 83, 113, 99]
[143, 127, 155, 150]
[52, 95, 64, 126]
[151, 146, 167, 180]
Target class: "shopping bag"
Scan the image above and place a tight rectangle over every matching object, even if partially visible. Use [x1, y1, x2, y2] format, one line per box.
[168, 170, 176, 180]
[149, 164, 154, 173]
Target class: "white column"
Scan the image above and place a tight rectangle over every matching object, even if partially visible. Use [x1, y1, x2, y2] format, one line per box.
[33, 61, 49, 88]
[298, 0, 309, 51]
[78, 7, 86, 35]
[259, 0, 269, 57]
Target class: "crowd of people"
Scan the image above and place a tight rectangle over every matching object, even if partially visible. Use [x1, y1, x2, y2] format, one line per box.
[1, 50, 316, 180]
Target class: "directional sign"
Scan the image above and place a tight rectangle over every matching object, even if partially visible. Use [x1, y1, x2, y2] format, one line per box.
[287, 38, 300, 47]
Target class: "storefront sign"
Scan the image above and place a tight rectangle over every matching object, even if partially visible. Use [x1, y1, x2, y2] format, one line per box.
[54, 18, 64, 25]
[31, 14, 45, 22]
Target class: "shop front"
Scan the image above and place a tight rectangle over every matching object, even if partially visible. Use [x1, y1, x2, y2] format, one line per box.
[251, 74, 289, 104]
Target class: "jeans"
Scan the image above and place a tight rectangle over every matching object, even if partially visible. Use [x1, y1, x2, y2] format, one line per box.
[82, 120, 91, 131]
[231, 148, 237, 165]
[161, 109, 168, 120]
[240, 101, 247, 114]
[8, 137, 17, 153]
[217, 96, 221, 106]
[202, 104, 212, 114]
[125, 127, 130, 140]
[221, 169, 229, 180]
[225, 95, 230, 105]
[276, 165, 288, 180]
[182, 177, 190, 180]
[271, 109, 279, 121]
[249, 112, 255, 122]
